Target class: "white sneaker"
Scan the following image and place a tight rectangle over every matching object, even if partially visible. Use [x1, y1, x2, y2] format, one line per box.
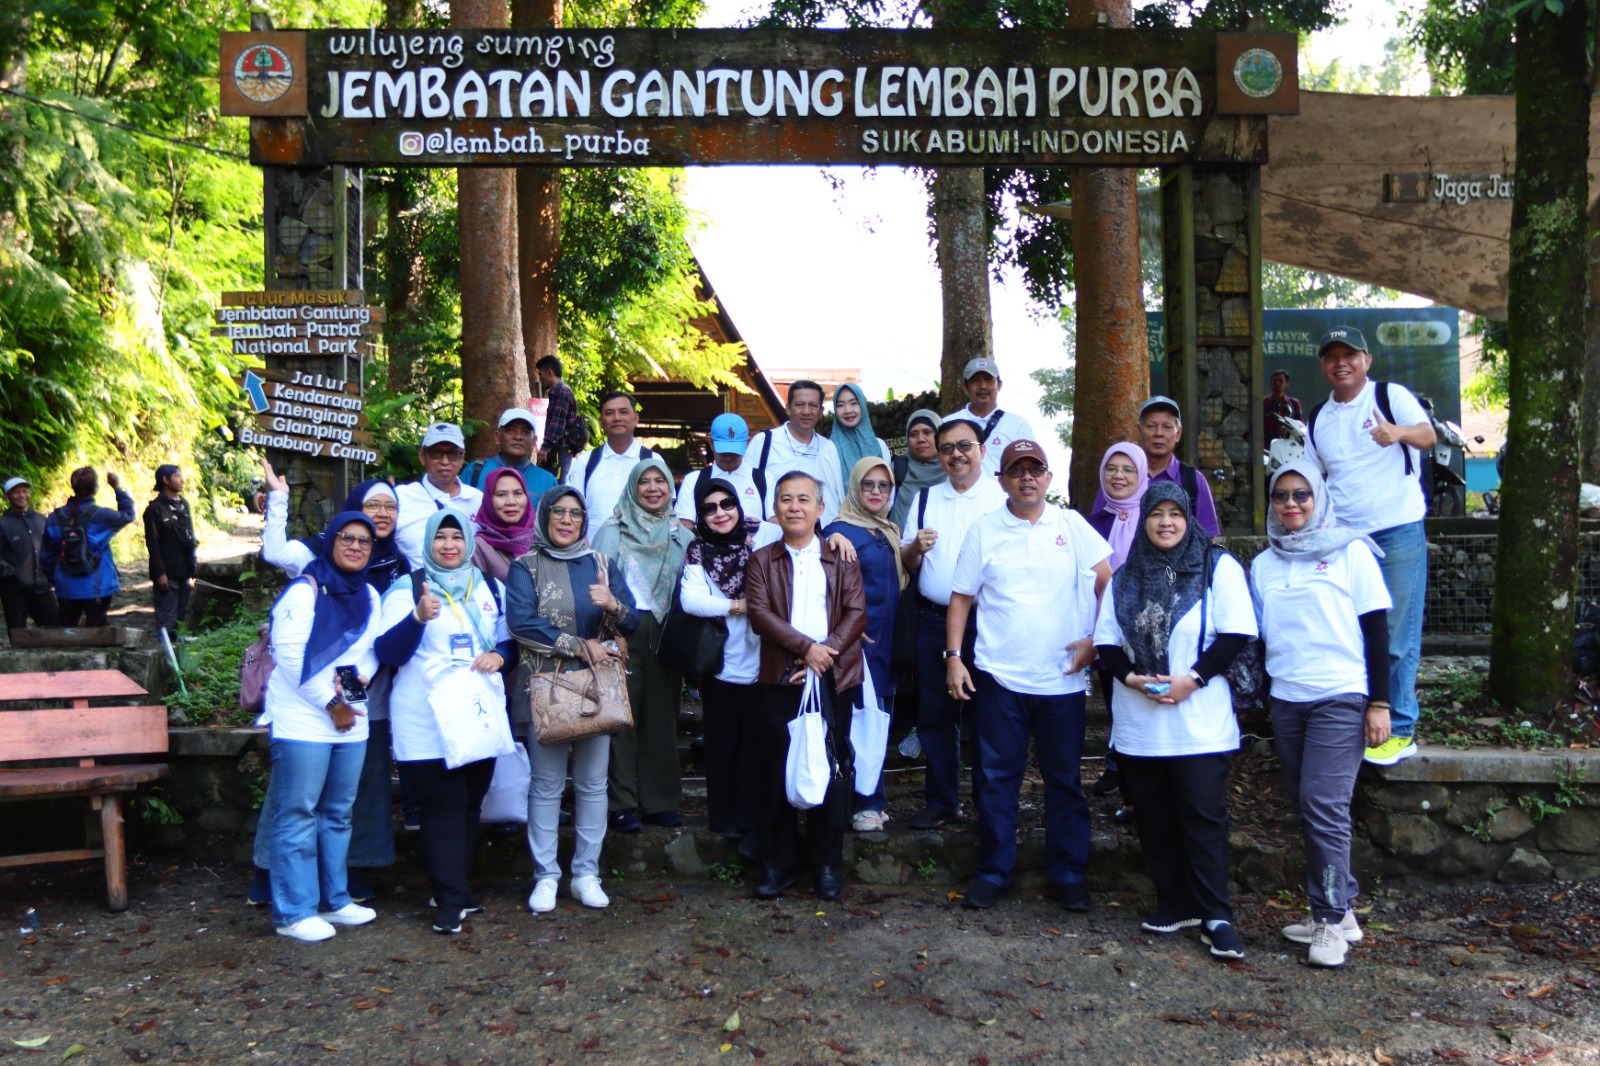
[1307, 919, 1350, 968]
[852, 810, 888, 832]
[1282, 909, 1363, 945]
[571, 875, 610, 909]
[317, 903, 376, 926]
[528, 879, 558, 914]
[276, 916, 336, 942]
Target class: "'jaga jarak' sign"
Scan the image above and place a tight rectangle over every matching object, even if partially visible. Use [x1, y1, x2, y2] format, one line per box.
[221, 28, 1297, 168]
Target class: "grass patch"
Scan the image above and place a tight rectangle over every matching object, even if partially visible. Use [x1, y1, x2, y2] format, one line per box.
[167, 608, 270, 726]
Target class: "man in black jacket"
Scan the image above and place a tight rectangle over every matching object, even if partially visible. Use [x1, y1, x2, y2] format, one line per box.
[0, 476, 58, 637]
[143, 464, 197, 642]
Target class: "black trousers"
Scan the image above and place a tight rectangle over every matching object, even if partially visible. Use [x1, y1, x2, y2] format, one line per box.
[152, 580, 192, 637]
[1117, 751, 1235, 922]
[1, 585, 58, 635]
[702, 676, 761, 836]
[58, 596, 111, 627]
[399, 757, 495, 909]
[756, 680, 854, 871]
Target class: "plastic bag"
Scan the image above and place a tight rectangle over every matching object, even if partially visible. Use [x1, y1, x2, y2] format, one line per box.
[850, 667, 889, 797]
[480, 743, 532, 824]
[429, 663, 515, 770]
[785, 671, 832, 810]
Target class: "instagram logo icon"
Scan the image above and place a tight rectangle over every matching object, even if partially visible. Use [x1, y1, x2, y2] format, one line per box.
[398, 131, 424, 156]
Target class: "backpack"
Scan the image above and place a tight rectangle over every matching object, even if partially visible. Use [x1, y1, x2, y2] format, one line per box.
[1307, 380, 1428, 505]
[1196, 546, 1269, 726]
[58, 503, 99, 577]
[583, 444, 657, 496]
[749, 432, 776, 513]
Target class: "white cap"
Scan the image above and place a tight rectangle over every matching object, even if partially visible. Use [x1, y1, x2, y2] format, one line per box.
[3, 477, 28, 493]
[420, 423, 465, 449]
[498, 408, 536, 429]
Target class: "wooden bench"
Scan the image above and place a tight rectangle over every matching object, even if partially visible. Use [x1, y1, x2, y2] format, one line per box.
[0, 670, 168, 911]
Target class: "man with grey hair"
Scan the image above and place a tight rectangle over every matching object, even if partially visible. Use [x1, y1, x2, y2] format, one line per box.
[1091, 396, 1221, 537]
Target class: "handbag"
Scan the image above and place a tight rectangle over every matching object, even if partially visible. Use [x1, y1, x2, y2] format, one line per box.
[480, 742, 532, 824]
[429, 664, 516, 769]
[528, 559, 634, 746]
[785, 671, 834, 809]
[238, 622, 274, 716]
[849, 666, 889, 797]
[655, 579, 728, 677]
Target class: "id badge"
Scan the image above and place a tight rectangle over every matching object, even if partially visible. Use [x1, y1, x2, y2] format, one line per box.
[449, 633, 474, 663]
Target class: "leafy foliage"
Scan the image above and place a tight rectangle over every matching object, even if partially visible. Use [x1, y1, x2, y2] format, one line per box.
[166, 606, 269, 725]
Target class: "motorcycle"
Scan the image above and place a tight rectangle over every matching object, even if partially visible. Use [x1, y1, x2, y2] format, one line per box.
[1420, 399, 1468, 517]
[1263, 413, 1308, 474]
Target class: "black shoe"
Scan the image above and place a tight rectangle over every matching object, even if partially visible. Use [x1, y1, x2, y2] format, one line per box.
[643, 810, 682, 828]
[737, 834, 761, 862]
[815, 866, 843, 901]
[962, 879, 1004, 910]
[1140, 910, 1202, 935]
[908, 807, 953, 830]
[754, 867, 797, 899]
[432, 907, 465, 935]
[429, 897, 484, 916]
[346, 869, 375, 904]
[1092, 771, 1121, 797]
[1057, 883, 1093, 912]
[610, 809, 642, 834]
[1200, 921, 1247, 960]
[559, 808, 573, 827]
[246, 865, 271, 907]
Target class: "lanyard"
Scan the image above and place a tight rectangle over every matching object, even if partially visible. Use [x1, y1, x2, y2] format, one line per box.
[437, 575, 477, 646]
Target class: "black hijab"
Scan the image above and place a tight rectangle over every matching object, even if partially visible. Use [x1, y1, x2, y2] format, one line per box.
[1112, 481, 1211, 676]
[686, 477, 755, 599]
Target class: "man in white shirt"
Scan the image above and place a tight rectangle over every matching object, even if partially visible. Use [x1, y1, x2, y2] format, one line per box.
[941, 357, 1036, 477]
[738, 380, 844, 525]
[394, 423, 483, 568]
[1302, 327, 1435, 767]
[676, 413, 762, 530]
[898, 417, 1007, 829]
[945, 440, 1112, 911]
[565, 391, 661, 526]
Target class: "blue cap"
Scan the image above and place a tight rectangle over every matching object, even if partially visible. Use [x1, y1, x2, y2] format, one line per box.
[709, 413, 749, 455]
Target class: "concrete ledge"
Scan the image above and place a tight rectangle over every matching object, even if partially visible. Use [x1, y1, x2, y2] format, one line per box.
[1374, 747, 1600, 784]
[167, 726, 267, 758]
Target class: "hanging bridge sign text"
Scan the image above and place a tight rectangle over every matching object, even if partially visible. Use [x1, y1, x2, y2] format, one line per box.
[221, 29, 1296, 168]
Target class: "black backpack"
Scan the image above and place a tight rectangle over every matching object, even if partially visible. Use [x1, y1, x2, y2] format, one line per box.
[1307, 380, 1428, 505]
[59, 503, 99, 577]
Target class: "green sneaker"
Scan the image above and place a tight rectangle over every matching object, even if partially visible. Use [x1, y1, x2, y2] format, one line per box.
[1364, 735, 1418, 766]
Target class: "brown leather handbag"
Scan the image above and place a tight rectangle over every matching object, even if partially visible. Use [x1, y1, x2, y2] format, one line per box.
[528, 564, 634, 746]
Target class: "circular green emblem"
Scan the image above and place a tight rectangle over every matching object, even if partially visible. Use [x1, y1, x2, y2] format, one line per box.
[1233, 48, 1283, 100]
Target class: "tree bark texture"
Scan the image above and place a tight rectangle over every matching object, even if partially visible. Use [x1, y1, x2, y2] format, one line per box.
[932, 167, 993, 414]
[1582, 196, 1600, 480]
[1489, 0, 1589, 711]
[512, 0, 562, 394]
[453, 0, 528, 457]
[384, 0, 420, 395]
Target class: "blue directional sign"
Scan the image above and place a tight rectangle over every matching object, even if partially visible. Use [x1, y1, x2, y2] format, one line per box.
[242, 369, 270, 413]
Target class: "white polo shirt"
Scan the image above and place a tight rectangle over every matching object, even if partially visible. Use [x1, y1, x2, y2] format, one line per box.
[565, 439, 654, 528]
[786, 536, 829, 643]
[393, 478, 483, 569]
[951, 504, 1111, 696]
[942, 406, 1037, 476]
[738, 423, 844, 525]
[674, 466, 762, 526]
[1301, 379, 1429, 534]
[899, 477, 1007, 606]
[1250, 540, 1392, 703]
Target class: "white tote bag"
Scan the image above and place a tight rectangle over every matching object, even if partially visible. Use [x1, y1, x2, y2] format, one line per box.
[849, 666, 889, 797]
[480, 742, 532, 824]
[429, 664, 516, 769]
[785, 671, 832, 810]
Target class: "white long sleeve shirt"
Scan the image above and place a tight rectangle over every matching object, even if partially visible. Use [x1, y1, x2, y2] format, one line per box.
[260, 490, 315, 578]
[258, 578, 381, 744]
[679, 562, 759, 685]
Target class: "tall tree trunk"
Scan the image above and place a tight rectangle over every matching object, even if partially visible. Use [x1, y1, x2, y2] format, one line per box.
[932, 168, 993, 414]
[513, 0, 562, 393]
[1582, 198, 1600, 480]
[1489, 0, 1589, 710]
[1065, 0, 1145, 514]
[384, 0, 421, 395]
[452, 0, 528, 457]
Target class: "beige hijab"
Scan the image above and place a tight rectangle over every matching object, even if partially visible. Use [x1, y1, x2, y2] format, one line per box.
[834, 456, 908, 590]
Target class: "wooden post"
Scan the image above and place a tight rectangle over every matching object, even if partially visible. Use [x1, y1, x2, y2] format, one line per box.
[101, 793, 128, 912]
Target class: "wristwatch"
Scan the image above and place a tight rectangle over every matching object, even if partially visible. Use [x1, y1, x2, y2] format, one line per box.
[943, 649, 962, 661]
[1188, 669, 1204, 685]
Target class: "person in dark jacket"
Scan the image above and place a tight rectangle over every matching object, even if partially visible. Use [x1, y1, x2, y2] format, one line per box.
[143, 464, 198, 642]
[0, 476, 59, 636]
[42, 468, 135, 627]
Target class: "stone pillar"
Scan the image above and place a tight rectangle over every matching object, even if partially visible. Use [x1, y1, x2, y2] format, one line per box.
[1160, 163, 1264, 533]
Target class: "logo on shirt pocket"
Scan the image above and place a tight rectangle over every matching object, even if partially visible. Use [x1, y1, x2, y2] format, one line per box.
[1314, 560, 1331, 573]
[1054, 534, 1067, 548]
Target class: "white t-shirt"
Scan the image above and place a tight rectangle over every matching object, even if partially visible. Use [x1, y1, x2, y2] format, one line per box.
[674, 466, 763, 527]
[786, 536, 829, 643]
[565, 439, 656, 530]
[899, 477, 1007, 606]
[951, 505, 1111, 696]
[1301, 379, 1429, 534]
[259, 578, 381, 744]
[738, 424, 844, 525]
[679, 562, 759, 686]
[1093, 554, 1258, 757]
[378, 574, 509, 762]
[394, 479, 483, 569]
[942, 406, 1037, 476]
[1250, 540, 1392, 703]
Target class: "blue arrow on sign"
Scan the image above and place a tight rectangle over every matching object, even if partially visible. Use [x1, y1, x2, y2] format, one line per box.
[242, 369, 270, 413]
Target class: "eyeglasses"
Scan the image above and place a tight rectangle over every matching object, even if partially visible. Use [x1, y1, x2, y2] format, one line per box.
[361, 501, 397, 515]
[1270, 489, 1314, 504]
[333, 532, 373, 548]
[424, 448, 463, 461]
[1004, 464, 1047, 479]
[699, 498, 740, 516]
[860, 479, 893, 493]
[548, 506, 586, 520]
[937, 440, 979, 456]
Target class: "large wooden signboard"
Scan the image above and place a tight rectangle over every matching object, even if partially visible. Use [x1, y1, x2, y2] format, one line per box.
[221, 28, 1297, 168]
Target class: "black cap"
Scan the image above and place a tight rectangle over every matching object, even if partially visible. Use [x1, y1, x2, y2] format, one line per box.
[1317, 327, 1368, 357]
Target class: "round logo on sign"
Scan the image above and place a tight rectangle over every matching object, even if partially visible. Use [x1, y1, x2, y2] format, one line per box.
[234, 43, 294, 104]
[1233, 48, 1283, 99]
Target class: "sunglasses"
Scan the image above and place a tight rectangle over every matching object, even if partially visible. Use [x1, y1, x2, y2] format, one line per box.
[860, 479, 893, 493]
[1270, 489, 1314, 504]
[333, 532, 373, 548]
[938, 440, 979, 456]
[699, 497, 740, 516]
[548, 506, 586, 520]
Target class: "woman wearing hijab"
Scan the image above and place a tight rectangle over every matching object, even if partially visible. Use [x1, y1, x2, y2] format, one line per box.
[472, 468, 538, 733]
[823, 457, 906, 832]
[1092, 483, 1257, 961]
[1086, 443, 1150, 799]
[507, 485, 639, 912]
[590, 458, 693, 832]
[679, 476, 764, 845]
[828, 384, 891, 492]
[1251, 460, 1391, 968]
[259, 511, 386, 942]
[374, 511, 511, 934]
[887, 408, 946, 532]
[261, 460, 409, 592]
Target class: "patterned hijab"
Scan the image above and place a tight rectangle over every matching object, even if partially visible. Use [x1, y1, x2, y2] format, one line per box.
[835, 457, 908, 590]
[686, 477, 757, 599]
[1266, 460, 1384, 562]
[593, 457, 686, 623]
[1112, 482, 1211, 676]
[473, 467, 537, 562]
[828, 383, 881, 488]
[1092, 442, 1149, 572]
[421, 510, 495, 654]
[290, 511, 376, 684]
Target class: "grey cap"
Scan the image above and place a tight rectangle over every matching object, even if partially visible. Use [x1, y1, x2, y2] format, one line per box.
[3, 477, 28, 493]
[1140, 395, 1182, 419]
[962, 357, 1001, 382]
[421, 423, 466, 449]
[1318, 326, 1368, 356]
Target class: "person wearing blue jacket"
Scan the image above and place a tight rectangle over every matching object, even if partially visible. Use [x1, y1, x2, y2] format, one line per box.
[42, 468, 135, 627]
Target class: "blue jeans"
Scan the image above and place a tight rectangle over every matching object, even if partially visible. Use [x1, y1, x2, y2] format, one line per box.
[971, 670, 1090, 888]
[916, 608, 979, 817]
[268, 738, 365, 926]
[253, 719, 395, 869]
[1369, 519, 1426, 738]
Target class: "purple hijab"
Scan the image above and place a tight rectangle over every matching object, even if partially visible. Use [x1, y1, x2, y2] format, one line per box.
[1093, 443, 1149, 571]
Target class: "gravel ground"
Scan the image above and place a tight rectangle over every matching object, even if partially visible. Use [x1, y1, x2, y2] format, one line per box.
[4, 862, 1599, 1065]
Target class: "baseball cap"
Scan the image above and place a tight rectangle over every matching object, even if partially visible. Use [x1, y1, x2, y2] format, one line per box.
[998, 439, 1048, 473]
[1140, 395, 1182, 419]
[498, 407, 535, 429]
[962, 357, 1001, 382]
[420, 423, 466, 449]
[1317, 326, 1368, 357]
[3, 477, 28, 493]
[709, 413, 750, 455]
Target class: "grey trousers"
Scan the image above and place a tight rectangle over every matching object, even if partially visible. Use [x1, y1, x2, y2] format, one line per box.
[526, 727, 610, 881]
[1272, 693, 1368, 922]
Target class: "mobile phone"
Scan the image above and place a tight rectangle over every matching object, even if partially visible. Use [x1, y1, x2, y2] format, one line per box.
[335, 666, 369, 706]
[1143, 681, 1171, 696]
[780, 662, 803, 685]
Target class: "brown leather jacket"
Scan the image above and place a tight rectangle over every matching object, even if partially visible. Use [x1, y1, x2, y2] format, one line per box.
[745, 535, 867, 690]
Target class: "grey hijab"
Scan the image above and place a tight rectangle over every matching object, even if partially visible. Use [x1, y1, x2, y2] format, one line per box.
[1266, 460, 1384, 562]
[1112, 481, 1211, 677]
[887, 408, 947, 530]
